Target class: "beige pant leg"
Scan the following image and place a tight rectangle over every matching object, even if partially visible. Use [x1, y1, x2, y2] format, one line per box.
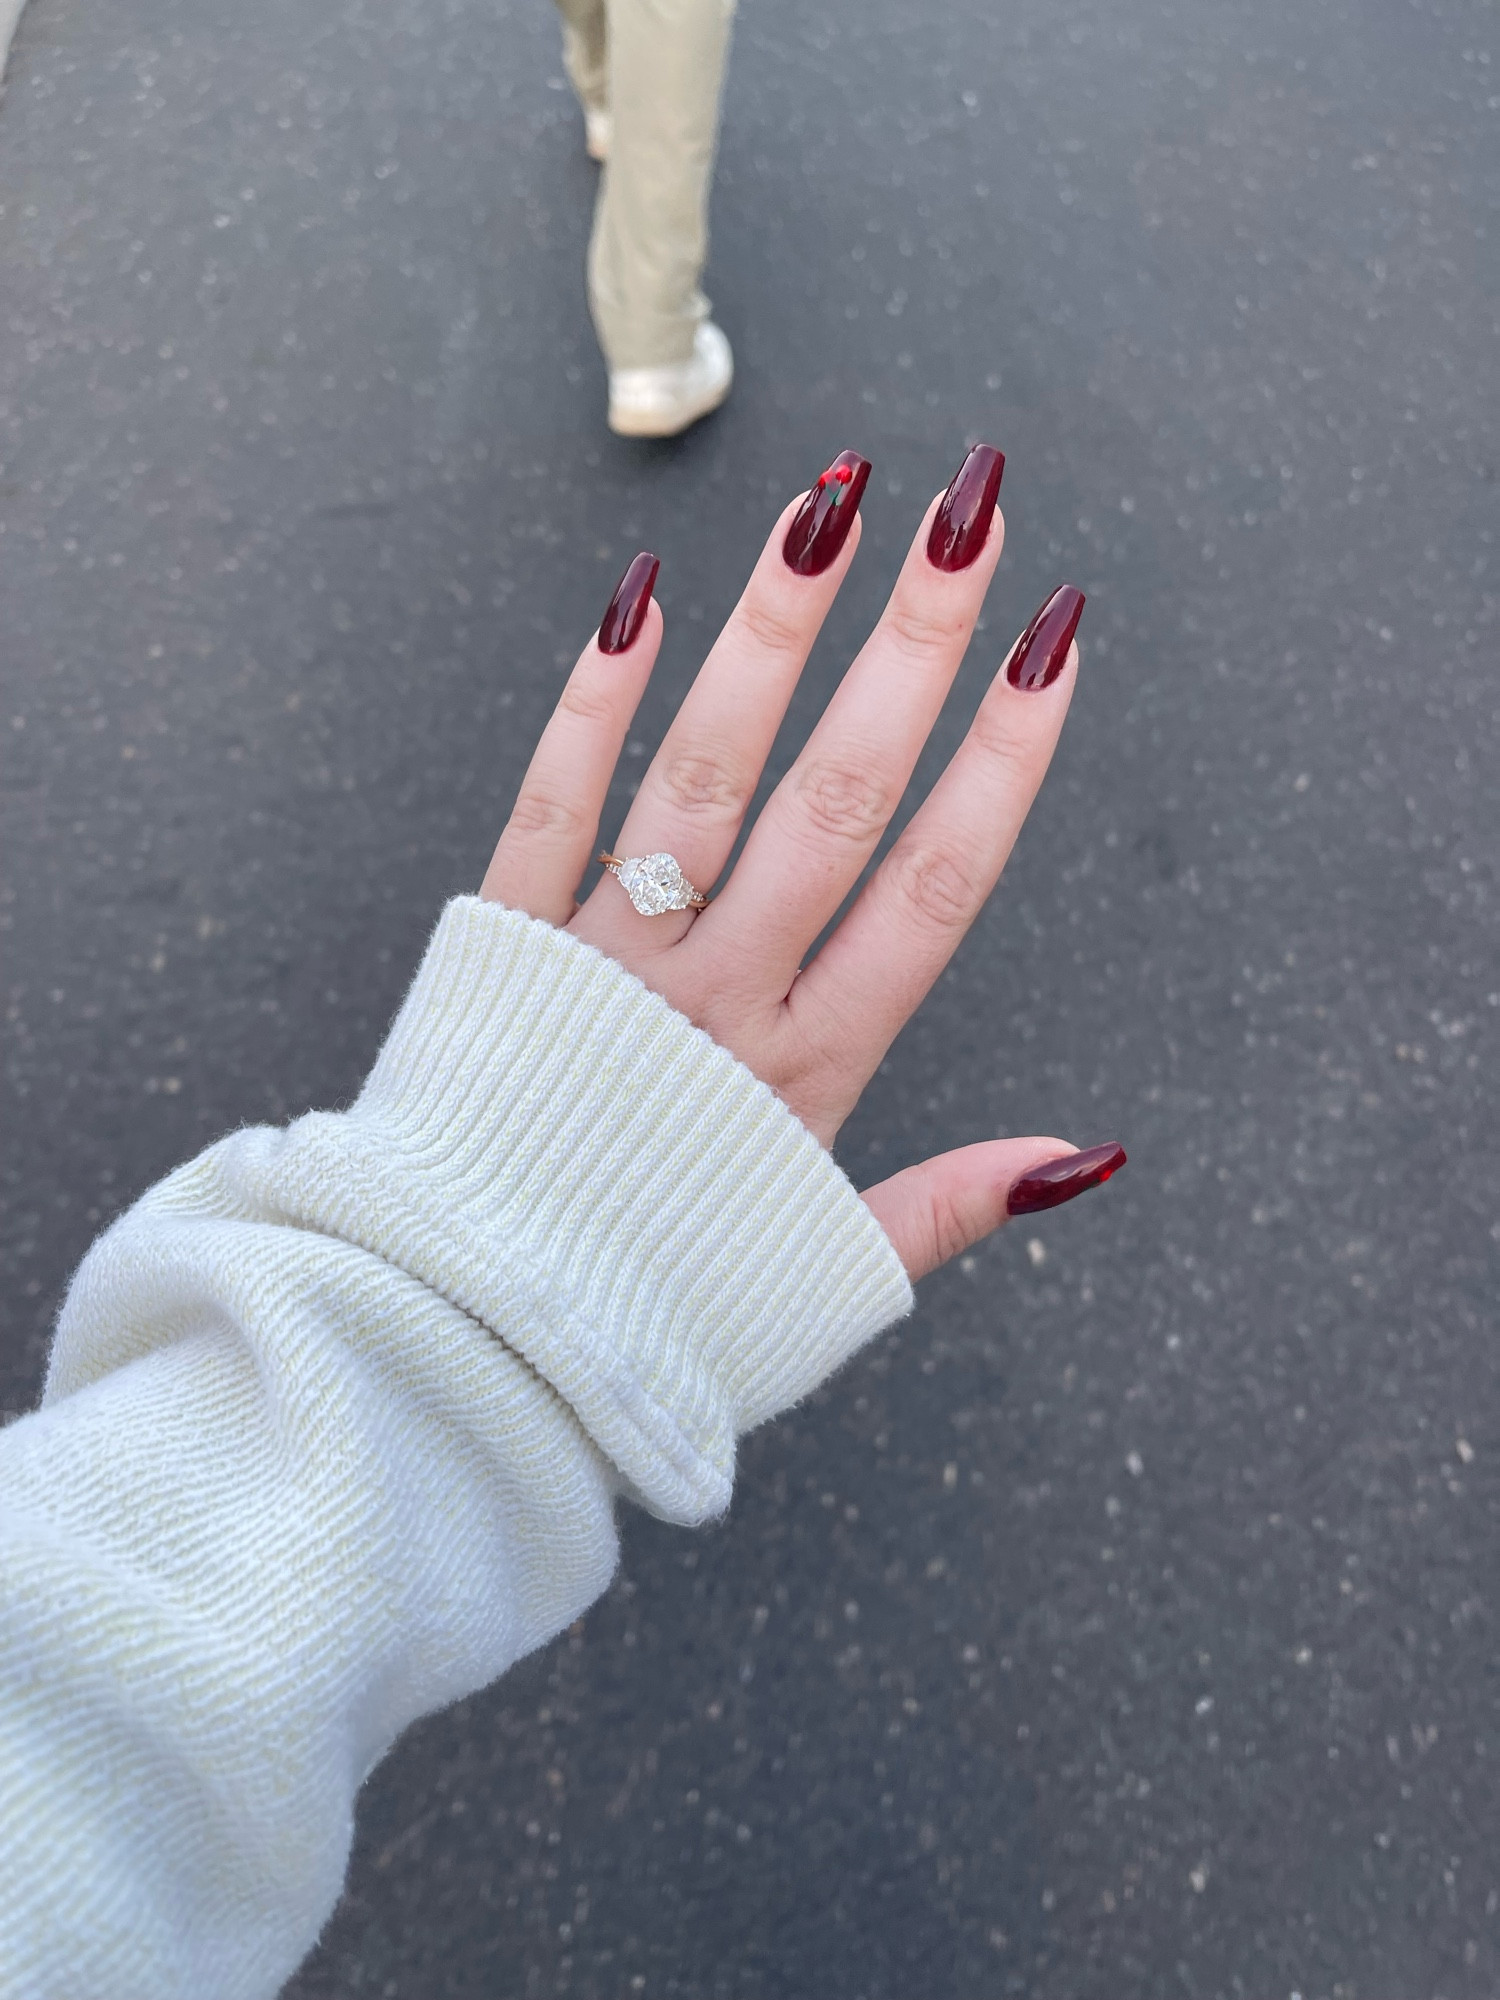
[587, 0, 736, 369]
[553, 0, 609, 115]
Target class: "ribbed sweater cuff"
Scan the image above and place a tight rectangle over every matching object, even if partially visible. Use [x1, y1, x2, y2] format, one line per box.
[274, 898, 913, 1523]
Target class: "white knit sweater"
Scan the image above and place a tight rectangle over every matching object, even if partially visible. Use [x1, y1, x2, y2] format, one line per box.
[0, 898, 912, 1998]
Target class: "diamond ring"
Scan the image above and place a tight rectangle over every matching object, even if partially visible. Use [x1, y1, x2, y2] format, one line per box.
[598, 850, 709, 916]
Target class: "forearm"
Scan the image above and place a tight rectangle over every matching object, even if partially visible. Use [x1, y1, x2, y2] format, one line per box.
[0, 1223, 619, 1999]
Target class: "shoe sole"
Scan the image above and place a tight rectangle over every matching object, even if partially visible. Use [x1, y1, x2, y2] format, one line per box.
[608, 367, 733, 439]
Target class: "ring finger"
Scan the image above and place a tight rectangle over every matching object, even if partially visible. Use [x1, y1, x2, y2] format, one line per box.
[793, 583, 1085, 1097]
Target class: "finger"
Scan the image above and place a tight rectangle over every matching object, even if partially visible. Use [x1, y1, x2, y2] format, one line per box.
[862, 1138, 1126, 1282]
[708, 443, 1007, 990]
[480, 554, 662, 924]
[794, 587, 1083, 1081]
[585, 454, 871, 944]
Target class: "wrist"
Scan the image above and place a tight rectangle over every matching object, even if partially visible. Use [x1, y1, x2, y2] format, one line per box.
[279, 899, 912, 1521]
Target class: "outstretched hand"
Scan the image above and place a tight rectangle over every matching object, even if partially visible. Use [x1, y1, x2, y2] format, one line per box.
[481, 444, 1123, 1279]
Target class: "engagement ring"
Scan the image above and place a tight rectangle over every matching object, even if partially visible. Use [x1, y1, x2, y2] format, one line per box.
[598, 851, 709, 916]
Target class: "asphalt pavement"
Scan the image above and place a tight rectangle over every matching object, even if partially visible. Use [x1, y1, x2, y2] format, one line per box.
[2, 0, 1497, 1993]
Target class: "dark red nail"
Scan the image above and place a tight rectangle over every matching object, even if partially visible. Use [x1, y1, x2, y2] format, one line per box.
[1007, 1142, 1126, 1217]
[1006, 583, 1085, 691]
[926, 442, 1005, 572]
[782, 451, 872, 576]
[598, 551, 660, 655]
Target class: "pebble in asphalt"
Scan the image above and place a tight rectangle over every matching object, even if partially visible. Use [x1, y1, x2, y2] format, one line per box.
[1, 0, 1497, 1993]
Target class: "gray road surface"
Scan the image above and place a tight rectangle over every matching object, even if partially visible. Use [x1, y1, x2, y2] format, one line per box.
[2, 0, 1498, 1993]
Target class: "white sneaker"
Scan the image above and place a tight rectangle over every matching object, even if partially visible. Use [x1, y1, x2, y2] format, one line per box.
[584, 107, 611, 162]
[608, 322, 734, 438]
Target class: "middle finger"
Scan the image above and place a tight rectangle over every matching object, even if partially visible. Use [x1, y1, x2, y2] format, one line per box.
[705, 441, 1007, 989]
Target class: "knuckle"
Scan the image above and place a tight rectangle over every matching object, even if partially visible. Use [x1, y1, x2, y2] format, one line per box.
[737, 595, 807, 660]
[926, 1183, 977, 1270]
[657, 745, 751, 821]
[886, 595, 967, 659]
[794, 756, 893, 844]
[557, 677, 618, 728]
[506, 787, 590, 844]
[967, 699, 1034, 779]
[890, 843, 981, 932]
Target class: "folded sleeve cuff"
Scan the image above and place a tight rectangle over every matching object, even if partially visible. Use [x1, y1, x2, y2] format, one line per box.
[268, 898, 913, 1523]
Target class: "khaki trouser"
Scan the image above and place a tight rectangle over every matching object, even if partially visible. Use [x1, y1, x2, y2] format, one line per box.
[552, 0, 736, 369]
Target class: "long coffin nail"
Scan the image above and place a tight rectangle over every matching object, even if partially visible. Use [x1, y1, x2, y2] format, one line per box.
[1007, 1142, 1127, 1217]
[1006, 583, 1085, 691]
[926, 441, 1005, 572]
[782, 450, 872, 576]
[598, 551, 660, 655]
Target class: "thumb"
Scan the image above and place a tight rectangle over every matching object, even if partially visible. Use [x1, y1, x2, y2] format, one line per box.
[861, 1139, 1127, 1282]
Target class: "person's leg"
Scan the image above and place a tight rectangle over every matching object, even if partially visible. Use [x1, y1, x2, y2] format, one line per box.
[588, 0, 736, 370]
[553, 0, 609, 125]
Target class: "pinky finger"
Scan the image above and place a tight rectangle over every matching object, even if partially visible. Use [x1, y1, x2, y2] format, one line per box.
[481, 553, 662, 924]
[861, 1139, 1127, 1281]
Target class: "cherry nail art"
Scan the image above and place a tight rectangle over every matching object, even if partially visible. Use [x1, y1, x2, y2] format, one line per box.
[1006, 583, 1085, 691]
[598, 550, 660, 655]
[783, 450, 872, 576]
[926, 442, 1005, 572]
[1007, 1142, 1126, 1217]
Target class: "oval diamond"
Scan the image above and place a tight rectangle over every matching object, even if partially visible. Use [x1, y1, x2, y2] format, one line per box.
[617, 852, 693, 915]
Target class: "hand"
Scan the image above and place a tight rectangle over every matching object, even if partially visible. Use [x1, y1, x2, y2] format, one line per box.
[480, 445, 1124, 1279]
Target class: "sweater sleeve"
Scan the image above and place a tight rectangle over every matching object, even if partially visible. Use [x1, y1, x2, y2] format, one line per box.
[0, 897, 912, 2000]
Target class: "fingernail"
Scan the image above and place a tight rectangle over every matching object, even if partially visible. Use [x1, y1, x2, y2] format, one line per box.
[782, 450, 872, 576]
[926, 441, 1005, 573]
[1007, 1142, 1126, 1217]
[1006, 583, 1085, 691]
[598, 551, 660, 655]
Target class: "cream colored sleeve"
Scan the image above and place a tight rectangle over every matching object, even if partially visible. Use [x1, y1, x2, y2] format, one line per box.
[0, 898, 911, 2000]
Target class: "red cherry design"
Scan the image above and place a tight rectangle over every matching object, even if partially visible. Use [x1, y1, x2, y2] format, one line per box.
[783, 451, 871, 574]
